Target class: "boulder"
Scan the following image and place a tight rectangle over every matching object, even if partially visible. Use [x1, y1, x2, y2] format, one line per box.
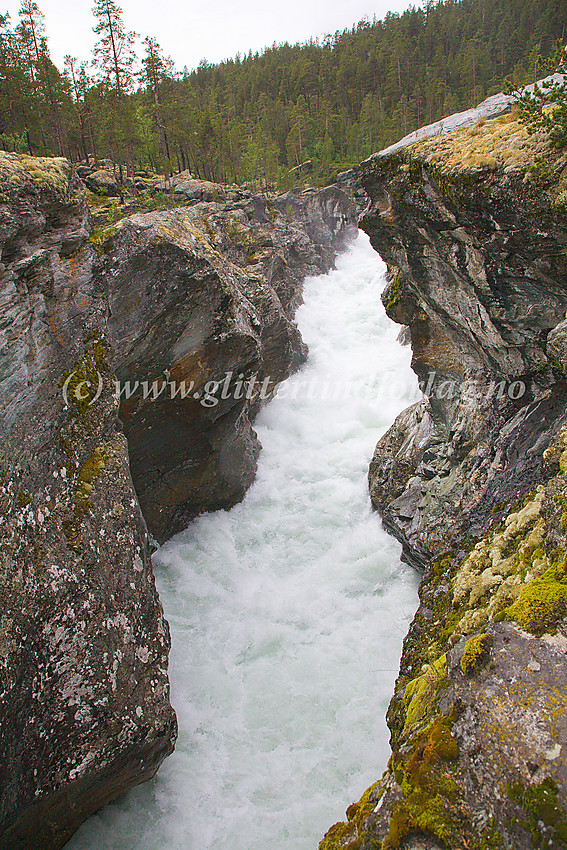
[84, 168, 120, 197]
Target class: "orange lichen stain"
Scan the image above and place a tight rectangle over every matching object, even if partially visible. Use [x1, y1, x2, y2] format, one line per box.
[48, 316, 64, 345]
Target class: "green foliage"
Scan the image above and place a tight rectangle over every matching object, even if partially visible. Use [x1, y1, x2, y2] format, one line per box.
[105, 198, 123, 223]
[0, 0, 566, 183]
[92, 0, 137, 95]
[0, 132, 27, 152]
[526, 152, 556, 180]
[512, 77, 567, 149]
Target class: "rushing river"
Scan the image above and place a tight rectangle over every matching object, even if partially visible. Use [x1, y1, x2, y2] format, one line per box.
[68, 231, 420, 850]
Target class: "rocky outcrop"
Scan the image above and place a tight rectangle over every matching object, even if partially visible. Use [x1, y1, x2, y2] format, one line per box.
[99, 184, 355, 542]
[364, 115, 567, 569]
[0, 150, 356, 847]
[153, 171, 228, 203]
[320, 107, 567, 848]
[0, 152, 177, 849]
[83, 168, 121, 197]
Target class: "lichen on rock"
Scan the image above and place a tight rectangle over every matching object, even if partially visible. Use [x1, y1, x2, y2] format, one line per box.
[0, 151, 357, 848]
[322, 86, 567, 850]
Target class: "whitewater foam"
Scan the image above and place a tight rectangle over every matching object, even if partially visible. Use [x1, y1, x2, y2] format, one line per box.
[68, 231, 420, 850]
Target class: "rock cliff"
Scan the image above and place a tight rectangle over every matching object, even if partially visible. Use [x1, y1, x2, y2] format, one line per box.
[0, 151, 356, 848]
[100, 184, 355, 542]
[321, 109, 567, 847]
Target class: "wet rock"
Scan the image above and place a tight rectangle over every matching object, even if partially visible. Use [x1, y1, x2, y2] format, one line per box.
[0, 151, 356, 847]
[321, 89, 567, 850]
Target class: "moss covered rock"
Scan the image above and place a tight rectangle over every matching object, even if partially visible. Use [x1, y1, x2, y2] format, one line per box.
[323, 87, 567, 850]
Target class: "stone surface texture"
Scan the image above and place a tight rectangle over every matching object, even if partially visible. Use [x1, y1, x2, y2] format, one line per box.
[319, 102, 567, 849]
[0, 150, 356, 848]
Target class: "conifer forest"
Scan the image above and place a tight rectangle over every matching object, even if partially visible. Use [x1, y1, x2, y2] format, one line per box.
[1, 0, 566, 189]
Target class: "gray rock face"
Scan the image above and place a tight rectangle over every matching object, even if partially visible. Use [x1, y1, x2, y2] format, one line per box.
[153, 172, 227, 203]
[0, 152, 177, 849]
[100, 185, 356, 542]
[356, 149, 567, 568]
[319, 100, 567, 850]
[0, 151, 356, 847]
[83, 168, 120, 197]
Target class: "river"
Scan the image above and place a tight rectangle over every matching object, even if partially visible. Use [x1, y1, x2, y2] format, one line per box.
[68, 230, 420, 850]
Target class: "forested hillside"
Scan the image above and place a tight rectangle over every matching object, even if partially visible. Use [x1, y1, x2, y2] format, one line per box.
[1, 0, 566, 188]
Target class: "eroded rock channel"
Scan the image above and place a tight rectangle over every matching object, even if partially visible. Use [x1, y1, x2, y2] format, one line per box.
[0, 151, 355, 848]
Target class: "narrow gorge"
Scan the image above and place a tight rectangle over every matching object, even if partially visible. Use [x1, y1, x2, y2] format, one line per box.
[67, 233, 419, 849]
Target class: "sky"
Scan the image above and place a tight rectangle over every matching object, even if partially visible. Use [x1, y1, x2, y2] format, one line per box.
[4, 0, 420, 72]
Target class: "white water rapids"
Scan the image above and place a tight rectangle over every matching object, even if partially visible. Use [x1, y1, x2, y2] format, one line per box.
[69, 231, 420, 850]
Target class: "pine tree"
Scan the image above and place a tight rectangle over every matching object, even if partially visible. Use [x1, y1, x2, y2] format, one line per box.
[92, 0, 138, 175]
[141, 37, 173, 176]
[64, 56, 98, 162]
[92, 0, 136, 96]
[18, 1, 66, 154]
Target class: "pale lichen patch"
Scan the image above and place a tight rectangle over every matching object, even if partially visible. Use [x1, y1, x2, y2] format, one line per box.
[0, 151, 71, 196]
[412, 115, 550, 174]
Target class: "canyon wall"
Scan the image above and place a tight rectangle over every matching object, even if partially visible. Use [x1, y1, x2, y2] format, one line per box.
[321, 109, 567, 848]
[0, 151, 356, 848]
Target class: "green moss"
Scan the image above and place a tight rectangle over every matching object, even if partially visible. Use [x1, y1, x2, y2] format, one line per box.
[75, 446, 110, 515]
[403, 653, 447, 732]
[427, 716, 460, 761]
[383, 801, 417, 849]
[0, 152, 70, 195]
[386, 715, 462, 848]
[62, 336, 109, 415]
[318, 780, 382, 850]
[504, 560, 567, 636]
[477, 822, 505, 850]
[63, 443, 113, 552]
[319, 820, 359, 850]
[461, 632, 493, 676]
[88, 224, 118, 254]
[507, 777, 567, 848]
[385, 270, 402, 310]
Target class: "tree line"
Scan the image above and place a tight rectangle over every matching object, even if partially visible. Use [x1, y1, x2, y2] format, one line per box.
[0, 0, 566, 189]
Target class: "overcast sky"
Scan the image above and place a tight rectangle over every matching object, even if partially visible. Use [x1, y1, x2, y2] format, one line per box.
[4, 0, 420, 72]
